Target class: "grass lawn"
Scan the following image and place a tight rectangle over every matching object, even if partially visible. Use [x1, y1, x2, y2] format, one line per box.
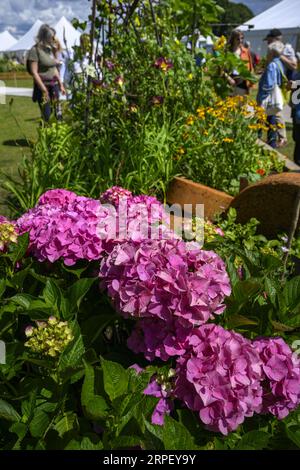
[0, 95, 39, 214]
[4, 78, 33, 88]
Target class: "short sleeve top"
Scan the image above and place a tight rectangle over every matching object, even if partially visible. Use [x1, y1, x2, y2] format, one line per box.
[27, 44, 58, 80]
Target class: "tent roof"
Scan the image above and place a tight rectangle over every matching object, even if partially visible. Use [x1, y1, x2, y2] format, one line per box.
[8, 19, 43, 52]
[241, 0, 300, 31]
[0, 30, 17, 51]
[7, 17, 80, 53]
[54, 16, 81, 49]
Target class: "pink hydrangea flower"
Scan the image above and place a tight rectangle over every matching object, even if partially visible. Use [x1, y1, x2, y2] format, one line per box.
[254, 337, 300, 419]
[100, 186, 132, 207]
[100, 238, 231, 327]
[38, 189, 78, 207]
[175, 324, 263, 435]
[17, 195, 111, 265]
[99, 189, 174, 252]
[127, 317, 192, 361]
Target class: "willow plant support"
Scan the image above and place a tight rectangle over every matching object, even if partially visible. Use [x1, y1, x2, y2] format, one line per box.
[281, 188, 300, 282]
[84, 0, 98, 134]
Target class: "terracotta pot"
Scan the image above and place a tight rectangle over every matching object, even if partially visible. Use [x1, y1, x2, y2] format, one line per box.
[167, 177, 233, 220]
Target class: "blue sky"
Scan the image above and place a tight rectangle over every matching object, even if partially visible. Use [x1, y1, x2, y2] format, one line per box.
[0, 0, 282, 37]
[232, 0, 280, 14]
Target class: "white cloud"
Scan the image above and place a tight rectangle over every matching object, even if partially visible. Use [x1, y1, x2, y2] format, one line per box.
[0, 0, 89, 37]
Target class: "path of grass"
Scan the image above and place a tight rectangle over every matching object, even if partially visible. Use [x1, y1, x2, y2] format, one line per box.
[0, 95, 39, 214]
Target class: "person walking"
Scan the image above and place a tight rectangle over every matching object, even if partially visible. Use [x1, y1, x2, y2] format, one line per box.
[257, 42, 285, 149]
[27, 24, 66, 122]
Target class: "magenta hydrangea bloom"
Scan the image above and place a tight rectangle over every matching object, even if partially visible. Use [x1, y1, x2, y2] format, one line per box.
[175, 324, 263, 435]
[38, 189, 78, 207]
[100, 186, 133, 207]
[144, 377, 174, 426]
[17, 196, 111, 265]
[100, 238, 231, 326]
[99, 189, 173, 251]
[254, 337, 300, 419]
[127, 317, 192, 361]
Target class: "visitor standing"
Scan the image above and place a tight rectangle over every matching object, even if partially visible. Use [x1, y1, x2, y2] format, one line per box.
[263, 29, 297, 147]
[288, 52, 300, 166]
[227, 29, 254, 96]
[257, 42, 285, 149]
[27, 24, 66, 122]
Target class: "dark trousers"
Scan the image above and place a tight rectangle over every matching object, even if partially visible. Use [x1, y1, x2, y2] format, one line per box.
[267, 114, 277, 148]
[292, 109, 300, 166]
[33, 82, 61, 122]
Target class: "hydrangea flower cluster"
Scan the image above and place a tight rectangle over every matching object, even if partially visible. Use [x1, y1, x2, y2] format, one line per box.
[127, 317, 192, 362]
[175, 324, 264, 435]
[100, 189, 171, 248]
[3, 187, 299, 434]
[100, 186, 133, 207]
[25, 316, 73, 358]
[0, 217, 18, 252]
[100, 238, 231, 327]
[17, 190, 110, 265]
[254, 337, 300, 419]
[15, 189, 172, 265]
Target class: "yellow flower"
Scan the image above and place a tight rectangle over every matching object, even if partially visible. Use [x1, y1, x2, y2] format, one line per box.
[186, 116, 195, 126]
[187, 73, 193, 80]
[203, 130, 209, 136]
[223, 137, 234, 143]
[214, 35, 227, 51]
[134, 16, 141, 27]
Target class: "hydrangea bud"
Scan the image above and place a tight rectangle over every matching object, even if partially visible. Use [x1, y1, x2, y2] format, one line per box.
[0, 220, 18, 252]
[25, 317, 73, 359]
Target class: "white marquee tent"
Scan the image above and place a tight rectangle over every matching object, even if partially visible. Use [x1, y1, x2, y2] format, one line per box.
[240, 0, 300, 55]
[0, 30, 17, 52]
[8, 19, 43, 54]
[7, 16, 81, 56]
[54, 16, 81, 50]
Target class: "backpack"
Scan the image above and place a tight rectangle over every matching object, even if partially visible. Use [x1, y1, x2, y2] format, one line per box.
[26, 45, 39, 75]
